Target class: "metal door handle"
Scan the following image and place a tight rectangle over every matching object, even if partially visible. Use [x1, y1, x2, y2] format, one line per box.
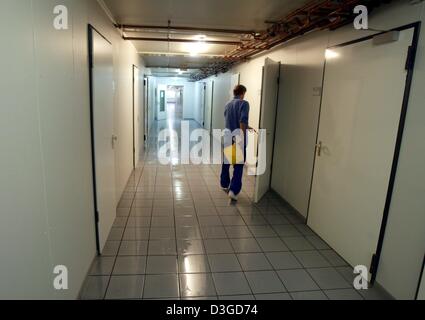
[316, 141, 322, 157]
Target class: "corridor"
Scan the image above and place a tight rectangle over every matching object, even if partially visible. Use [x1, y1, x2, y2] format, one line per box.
[2, 0, 425, 303]
[80, 120, 388, 300]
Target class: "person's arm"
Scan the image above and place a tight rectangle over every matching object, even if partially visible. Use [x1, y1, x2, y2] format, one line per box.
[239, 102, 250, 134]
[240, 122, 248, 135]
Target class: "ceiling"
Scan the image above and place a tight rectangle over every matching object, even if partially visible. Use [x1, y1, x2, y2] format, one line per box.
[104, 0, 309, 30]
[103, 0, 311, 76]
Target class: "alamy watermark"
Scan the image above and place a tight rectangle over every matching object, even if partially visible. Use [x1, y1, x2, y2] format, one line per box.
[53, 265, 68, 290]
[156, 122, 267, 176]
[53, 5, 68, 30]
[354, 5, 369, 30]
[353, 265, 369, 290]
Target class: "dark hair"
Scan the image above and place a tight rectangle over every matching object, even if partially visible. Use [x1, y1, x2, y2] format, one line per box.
[233, 85, 247, 97]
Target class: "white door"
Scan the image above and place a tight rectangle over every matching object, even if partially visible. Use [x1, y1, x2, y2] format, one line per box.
[204, 81, 214, 132]
[90, 28, 117, 253]
[157, 85, 167, 121]
[230, 73, 240, 96]
[254, 58, 280, 203]
[133, 65, 140, 167]
[308, 29, 415, 271]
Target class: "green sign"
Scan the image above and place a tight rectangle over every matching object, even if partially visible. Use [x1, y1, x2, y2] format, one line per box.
[160, 90, 165, 112]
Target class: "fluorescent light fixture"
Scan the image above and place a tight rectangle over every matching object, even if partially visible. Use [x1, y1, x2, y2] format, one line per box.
[186, 34, 208, 57]
[325, 49, 339, 59]
[178, 69, 183, 75]
[194, 34, 206, 41]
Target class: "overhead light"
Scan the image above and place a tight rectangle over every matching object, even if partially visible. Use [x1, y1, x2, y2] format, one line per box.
[194, 34, 207, 41]
[325, 49, 340, 59]
[178, 69, 183, 75]
[186, 35, 208, 57]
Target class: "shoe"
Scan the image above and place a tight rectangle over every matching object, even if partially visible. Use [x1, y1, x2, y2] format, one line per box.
[228, 190, 238, 201]
[221, 185, 229, 192]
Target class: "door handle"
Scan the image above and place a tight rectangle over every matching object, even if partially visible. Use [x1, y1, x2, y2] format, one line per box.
[112, 135, 118, 149]
[316, 141, 322, 157]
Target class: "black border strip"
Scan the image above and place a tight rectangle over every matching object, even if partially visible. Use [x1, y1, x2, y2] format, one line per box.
[371, 21, 421, 284]
[267, 61, 282, 192]
[306, 56, 328, 221]
[415, 254, 425, 299]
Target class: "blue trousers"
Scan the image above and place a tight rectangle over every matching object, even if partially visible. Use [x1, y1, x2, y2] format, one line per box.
[220, 164, 244, 195]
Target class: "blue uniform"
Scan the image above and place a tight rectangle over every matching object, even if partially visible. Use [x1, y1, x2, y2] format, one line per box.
[224, 98, 250, 131]
[220, 97, 250, 195]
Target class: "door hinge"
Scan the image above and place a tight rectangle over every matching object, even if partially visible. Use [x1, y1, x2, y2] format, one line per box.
[95, 210, 100, 223]
[144, 135, 147, 141]
[405, 46, 415, 71]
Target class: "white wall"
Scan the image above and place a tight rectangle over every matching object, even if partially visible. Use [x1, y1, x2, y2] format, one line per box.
[112, 37, 146, 199]
[0, 0, 145, 299]
[201, 0, 425, 300]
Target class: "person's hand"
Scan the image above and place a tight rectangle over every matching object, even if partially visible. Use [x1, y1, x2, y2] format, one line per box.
[248, 127, 257, 134]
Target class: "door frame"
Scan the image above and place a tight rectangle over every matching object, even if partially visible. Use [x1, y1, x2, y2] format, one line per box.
[201, 82, 206, 127]
[415, 255, 425, 300]
[268, 63, 281, 193]
[202, 82, 207, 128]
[209, 81, 214, 132]
[87, 24, 113, 254]
[144, 76, 149, 143]
[306, 22, 421, 283]
[132, 64, 138, 169]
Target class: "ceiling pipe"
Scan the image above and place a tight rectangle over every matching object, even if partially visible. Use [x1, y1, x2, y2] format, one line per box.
[138, 51, 225, 58]
[117, 24, 257, 36]
[191, 0, 390, 80]
[123, 36, 242, 46]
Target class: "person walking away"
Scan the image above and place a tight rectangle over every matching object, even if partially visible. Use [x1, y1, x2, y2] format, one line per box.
[220, 85, 251, 201]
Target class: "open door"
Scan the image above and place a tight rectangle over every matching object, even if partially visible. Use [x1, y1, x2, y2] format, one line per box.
[88, 26, 117, 253]
[307, 27, 417, 277]
[254, 58, 280, 203]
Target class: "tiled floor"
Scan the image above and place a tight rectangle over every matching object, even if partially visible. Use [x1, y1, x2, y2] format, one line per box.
[80, 119, 392, 300]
